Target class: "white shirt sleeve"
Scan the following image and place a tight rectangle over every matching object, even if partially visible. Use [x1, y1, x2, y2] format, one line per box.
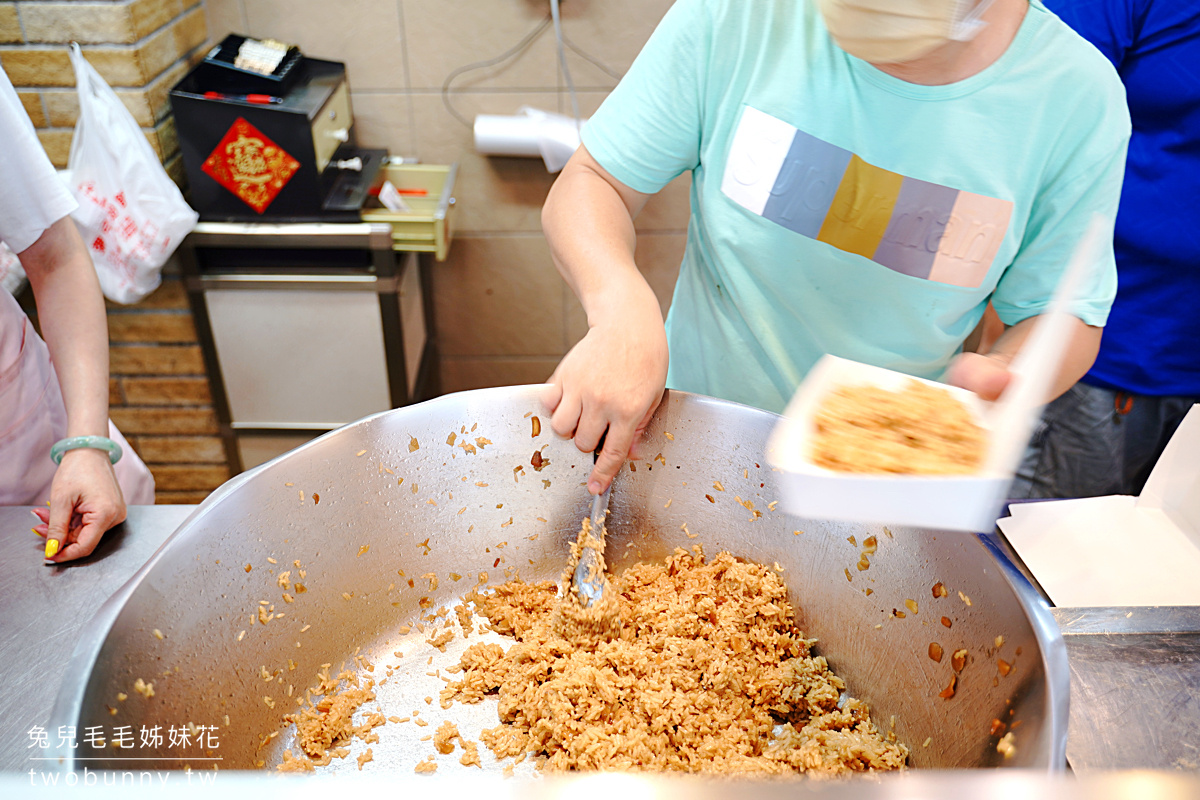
[0, 66, 78, 254]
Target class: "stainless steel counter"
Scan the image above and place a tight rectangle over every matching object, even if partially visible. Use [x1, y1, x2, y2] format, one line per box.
[0, 505, 195, 773]
[984, 526, 1200, 774]
[1054, 605, 1200, 773]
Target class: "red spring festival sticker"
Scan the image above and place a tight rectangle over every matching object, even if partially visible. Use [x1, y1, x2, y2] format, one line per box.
[201, 117, 300, 213]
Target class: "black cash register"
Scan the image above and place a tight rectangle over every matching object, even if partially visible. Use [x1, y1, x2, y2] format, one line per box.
[170, 35, 385, 221]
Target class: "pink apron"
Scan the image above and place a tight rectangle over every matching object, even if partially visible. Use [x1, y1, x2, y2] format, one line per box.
[0, 290, 154, 505]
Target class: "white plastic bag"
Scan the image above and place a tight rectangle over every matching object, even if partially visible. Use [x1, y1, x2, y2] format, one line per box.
[67, 43, 198, 304]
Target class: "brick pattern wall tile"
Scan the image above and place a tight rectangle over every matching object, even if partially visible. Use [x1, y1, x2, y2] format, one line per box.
[144, 114, 179, 161]
[18, 91, 46, 126]
[0, 3, 20, 44]
[78, 45, 150, 87]
[3, 0, 208, 184]
[142, 59, 189, 124]
[22, 272, 229, 505]
[108, 312, 197, 343]
[22, 2, 142, 45]
[122, 376, 212, 405]
[7, 11, 207, 84]
[138, 5, 205, 79]
[154, 490, 215, 504]
[43, 89, 94, 127]
[0, 49, 73, 86]
[146, 464, 231, 491]
[174, 5, 206, 52]
[163, 153, 186, 187]
[106, 275, 187, 309]
[109, 344, 205, 374]
[104, 278, 228, 504]
[110, 406, 220, 435]
[34, 129, 72, 168]
[129, 0, 185, 42]
[131, 435, 227, 464]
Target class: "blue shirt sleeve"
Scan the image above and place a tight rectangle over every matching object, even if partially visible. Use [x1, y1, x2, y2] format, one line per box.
[1041, 0, 1141, 67]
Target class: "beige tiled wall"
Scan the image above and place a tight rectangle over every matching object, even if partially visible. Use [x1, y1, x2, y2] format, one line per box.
[202, 0, 690, 393]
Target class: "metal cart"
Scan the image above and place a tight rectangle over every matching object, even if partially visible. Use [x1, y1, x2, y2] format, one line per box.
[178, 221, 439, 472]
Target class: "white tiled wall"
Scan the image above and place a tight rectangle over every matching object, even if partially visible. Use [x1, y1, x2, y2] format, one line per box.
[202, 0, 689, 392]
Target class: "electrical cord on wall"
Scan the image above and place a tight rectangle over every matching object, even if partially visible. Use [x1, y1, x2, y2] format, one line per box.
[441, 15, 552, 128]
[550, 0, 581, 126]
[441, 4, 623, 131]
[562, 32, 623, 80]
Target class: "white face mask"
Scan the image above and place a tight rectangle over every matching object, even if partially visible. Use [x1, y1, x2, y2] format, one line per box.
[818, 0, 995, 64]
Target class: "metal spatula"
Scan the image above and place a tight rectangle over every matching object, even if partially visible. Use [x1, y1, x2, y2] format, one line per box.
[572, 436, 611, 607]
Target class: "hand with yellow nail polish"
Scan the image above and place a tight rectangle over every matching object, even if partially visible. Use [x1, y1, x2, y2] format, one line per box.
[43, 448, 126, 564]
[31, 508, 49, 539]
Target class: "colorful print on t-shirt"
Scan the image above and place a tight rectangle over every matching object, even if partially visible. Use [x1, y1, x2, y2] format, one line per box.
[721, 106, 1013, 288]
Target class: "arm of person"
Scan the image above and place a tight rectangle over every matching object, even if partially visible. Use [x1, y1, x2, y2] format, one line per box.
[946, 314, 1103, 402]
[541, 145, 668, 495]
[22, 216, 126, 562]
[539, 0, 711, 493]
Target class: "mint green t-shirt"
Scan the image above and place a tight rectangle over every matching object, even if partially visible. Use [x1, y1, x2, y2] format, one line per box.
[581, 0, 1130, 414]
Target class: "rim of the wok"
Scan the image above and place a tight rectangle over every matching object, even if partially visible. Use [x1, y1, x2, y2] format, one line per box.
[47, 385, 1071, 772]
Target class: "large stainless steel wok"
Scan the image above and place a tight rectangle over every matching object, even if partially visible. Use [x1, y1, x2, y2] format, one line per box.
[50, 387, 1067, 773]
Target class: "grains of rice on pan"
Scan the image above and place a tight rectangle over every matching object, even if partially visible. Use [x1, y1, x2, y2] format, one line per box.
[433, 720, 459, 755]
[276, 665, 384, 771]
[460, 738, 482, 768]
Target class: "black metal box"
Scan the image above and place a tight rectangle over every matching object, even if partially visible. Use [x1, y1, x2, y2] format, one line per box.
[171, 57, 379, 221]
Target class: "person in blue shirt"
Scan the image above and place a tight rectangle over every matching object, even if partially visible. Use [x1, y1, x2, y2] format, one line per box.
[541, 0, 1131, 494]
[1011, 0, 1200, 499]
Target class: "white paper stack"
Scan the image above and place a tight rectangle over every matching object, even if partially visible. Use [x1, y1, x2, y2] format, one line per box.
[996, 406, 1200, 607]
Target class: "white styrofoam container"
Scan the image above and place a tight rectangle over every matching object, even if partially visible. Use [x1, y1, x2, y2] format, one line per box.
[766, 355, 1010, 532]
[766, 217, 1108, 533]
